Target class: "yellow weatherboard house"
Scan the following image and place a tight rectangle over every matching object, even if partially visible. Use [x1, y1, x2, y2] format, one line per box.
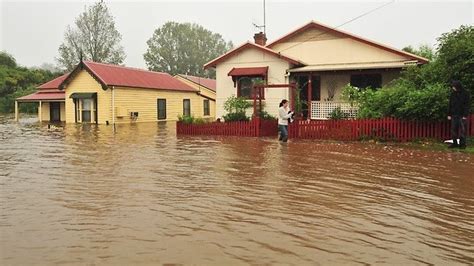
[174, 74, 216, 120]
[16, 61, 216, 124]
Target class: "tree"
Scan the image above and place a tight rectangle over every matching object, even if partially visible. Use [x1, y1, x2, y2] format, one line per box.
[0, 53, 63, 113]
[402, 44, 435, 61]
[0, 51, 17, 68]
[435, 25, 474, 96]
[57, 0, 125, 71]
[144, 22, 233, 78]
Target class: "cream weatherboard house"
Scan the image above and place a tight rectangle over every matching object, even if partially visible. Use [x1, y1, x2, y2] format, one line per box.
[16, 61, 216, 124]
[204, 21, 429, 120]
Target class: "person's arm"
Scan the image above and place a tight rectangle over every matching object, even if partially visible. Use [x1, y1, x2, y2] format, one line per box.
[279, 108, 293, 119]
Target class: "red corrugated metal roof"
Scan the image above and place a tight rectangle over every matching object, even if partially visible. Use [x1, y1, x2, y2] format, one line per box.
[83, 61, 196, 92]
[178, 74, 216, 91]
[38, 74, 69, 89]
[228, 67, 268, 77]
[17, 91, 65, 101]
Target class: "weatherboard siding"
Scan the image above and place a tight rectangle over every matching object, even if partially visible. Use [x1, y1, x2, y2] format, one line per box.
[113, 87, 213, 123]
[215, 47, 291, 119]
[64, 70, 112, 124]
[174, 76, 216, 118]
[270, 28, 407, 65]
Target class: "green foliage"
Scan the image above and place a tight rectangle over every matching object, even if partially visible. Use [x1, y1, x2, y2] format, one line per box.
[341, 82, 449, 121]
[222, 95, 251, 121]
[0, 52, 63, 113]
[258, 110, 277, 120]
[178, 114, 195, 124]
[328, 107, 348, 120]
[435, 25, 474, 101]
[223, 95, 252, 114]
[144, 21, 233, 78]
[222, 112, 249, 122]
[0, 51, 17, 68]
[57, 0, 125, 71]
[402, 44, 435, 60]
[341, 25, 473, 121]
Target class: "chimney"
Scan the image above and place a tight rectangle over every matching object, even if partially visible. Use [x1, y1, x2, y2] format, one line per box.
[254, 32, 267, 46]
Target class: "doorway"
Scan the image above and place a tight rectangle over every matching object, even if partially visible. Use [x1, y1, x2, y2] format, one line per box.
[50, 102, 61, 122]
[293, 74, 321, 119]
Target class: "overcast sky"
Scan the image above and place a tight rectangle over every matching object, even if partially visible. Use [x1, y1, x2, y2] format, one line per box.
[0, 0, 472, 69]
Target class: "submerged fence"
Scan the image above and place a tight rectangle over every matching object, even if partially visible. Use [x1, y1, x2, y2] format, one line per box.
[177, 115, 474, 142]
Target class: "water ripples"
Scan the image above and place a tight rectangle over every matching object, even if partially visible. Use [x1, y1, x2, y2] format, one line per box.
[1, 115, 473, 265]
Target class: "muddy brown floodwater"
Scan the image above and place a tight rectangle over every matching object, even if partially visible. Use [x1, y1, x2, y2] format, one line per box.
[1, 115, 473, 265]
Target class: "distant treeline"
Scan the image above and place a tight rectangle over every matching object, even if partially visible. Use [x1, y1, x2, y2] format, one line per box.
[0, 51, 63, 113]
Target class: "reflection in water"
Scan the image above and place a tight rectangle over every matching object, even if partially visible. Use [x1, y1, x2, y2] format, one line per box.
[1, 115, 473, 265]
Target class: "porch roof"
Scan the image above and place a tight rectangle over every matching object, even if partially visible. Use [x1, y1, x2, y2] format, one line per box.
[288, 60, 418, 73]
[228, 66, 269, 77]
[17, 90, 65, 102]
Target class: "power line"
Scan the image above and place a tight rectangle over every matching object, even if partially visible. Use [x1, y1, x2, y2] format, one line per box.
[278, 0, 395, 53]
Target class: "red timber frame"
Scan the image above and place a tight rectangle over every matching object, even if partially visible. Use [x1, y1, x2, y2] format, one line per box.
[251, 83, 297, 117]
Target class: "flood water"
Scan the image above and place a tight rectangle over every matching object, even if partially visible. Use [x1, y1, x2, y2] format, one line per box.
[1, 115, 473, 265]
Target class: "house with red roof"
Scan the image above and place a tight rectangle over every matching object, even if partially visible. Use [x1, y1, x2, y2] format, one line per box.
[174, 74, 216, 118]
[204, 21, 429, 120]
[16, 61, 216, 124]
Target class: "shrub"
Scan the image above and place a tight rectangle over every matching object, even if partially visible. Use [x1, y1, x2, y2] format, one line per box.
[258, 110, 276, 120]
[223, 95, 252, 113]
[328, 106, 348, 120]
[177, 114, 195, 124]
[222, 111, 249, 122]
[341, 81, 449, 121]
[193, 117, 205, 124]
[222, 95, 252, 122]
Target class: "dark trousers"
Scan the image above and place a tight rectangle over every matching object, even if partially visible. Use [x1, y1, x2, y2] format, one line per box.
[279, 125, 288, 142]
[451, 116, 467, 146]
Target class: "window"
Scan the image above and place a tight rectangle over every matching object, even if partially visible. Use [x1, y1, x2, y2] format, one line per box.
[157, 99, 166, 120]
[350, 74, 382, 89]
[81, 98, 92, 122]
[203, 99, 210, 116]
[183, 99, 191, 116]
[237, 76, 264, 99]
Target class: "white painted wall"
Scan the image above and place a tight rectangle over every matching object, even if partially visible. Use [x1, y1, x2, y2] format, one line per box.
[215, 47, 291, 119]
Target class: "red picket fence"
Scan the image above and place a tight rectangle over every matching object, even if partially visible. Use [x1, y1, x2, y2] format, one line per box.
[288, 115, 474, 141]
[177, 115, 474, 142]
[176, 118, 278, 137]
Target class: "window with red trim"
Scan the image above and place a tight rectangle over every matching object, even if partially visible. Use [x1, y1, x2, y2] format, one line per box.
[236, 76, 265, 99]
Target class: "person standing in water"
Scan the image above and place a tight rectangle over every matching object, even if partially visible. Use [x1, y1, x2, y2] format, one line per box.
[278, 99, 294, 142]
[447, 80, 471, 149]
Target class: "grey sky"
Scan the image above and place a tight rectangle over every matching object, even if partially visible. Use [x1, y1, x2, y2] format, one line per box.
[1, 0, 472, 69]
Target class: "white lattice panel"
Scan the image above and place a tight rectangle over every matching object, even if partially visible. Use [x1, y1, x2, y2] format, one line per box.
[311, 101, 358, 119]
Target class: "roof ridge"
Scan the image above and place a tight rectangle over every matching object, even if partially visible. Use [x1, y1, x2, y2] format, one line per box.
[84, 61, 170, 76]
[179, 74, 215, 81]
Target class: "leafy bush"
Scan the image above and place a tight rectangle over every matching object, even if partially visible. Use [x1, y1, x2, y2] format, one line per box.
[258, 110, 276, 120]
[328, 107, 348, 120]
[177, 114, 195, 124]
[223, 95, 252, 113]
[193, 117, 205, 124]
[222, 96, 252, 121]
[341, 82, 449, 121]
[222, 112, 249, 122]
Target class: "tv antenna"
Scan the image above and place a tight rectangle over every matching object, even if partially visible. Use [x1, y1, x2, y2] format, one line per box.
[252, 0, 266, 34]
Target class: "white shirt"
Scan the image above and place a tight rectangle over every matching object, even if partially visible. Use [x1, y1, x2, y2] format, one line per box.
[278, 106, 292, 125]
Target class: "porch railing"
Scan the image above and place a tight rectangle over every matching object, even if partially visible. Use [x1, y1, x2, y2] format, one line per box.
[311, 101, 358, 120]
